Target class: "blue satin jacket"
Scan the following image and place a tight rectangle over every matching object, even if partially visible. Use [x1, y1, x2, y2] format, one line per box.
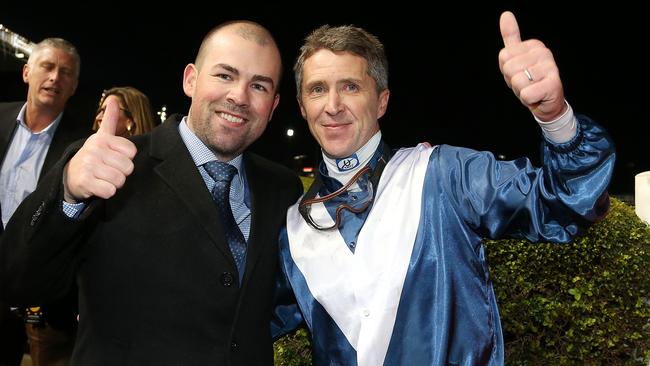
[275, 115, 615, 365]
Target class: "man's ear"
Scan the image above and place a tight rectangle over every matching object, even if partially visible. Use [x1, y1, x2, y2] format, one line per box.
[268, 94, 280, 121]
[298, 96, 307, 120]
[377, 89, 390, 119]
[182, 64, 197, 98]
[22, 64, 30, 84]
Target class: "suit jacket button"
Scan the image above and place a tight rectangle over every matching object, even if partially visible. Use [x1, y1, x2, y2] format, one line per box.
[221, 272, 234, 287]
[230, 341, 238, 351]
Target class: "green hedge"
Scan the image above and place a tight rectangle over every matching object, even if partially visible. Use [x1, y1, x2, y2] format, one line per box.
[274, 185, 650, 364]
[486, 197, 650, 364]
[274, 328, 312, 366]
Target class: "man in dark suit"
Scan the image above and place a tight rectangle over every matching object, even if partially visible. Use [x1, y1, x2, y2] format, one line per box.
[0, 38, 88, 366]
[0, 21, 302, 365]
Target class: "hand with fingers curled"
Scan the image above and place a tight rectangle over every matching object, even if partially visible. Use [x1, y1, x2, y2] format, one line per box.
[498, 11, 566, 122]
[63, 98, 137, 203]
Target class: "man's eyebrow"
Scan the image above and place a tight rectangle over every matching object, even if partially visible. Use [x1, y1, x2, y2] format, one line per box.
[303, 80, 324, 90]
[215, 63, 275, 90]
[252, 75, 275, 90]
[217, 63, 239, 75]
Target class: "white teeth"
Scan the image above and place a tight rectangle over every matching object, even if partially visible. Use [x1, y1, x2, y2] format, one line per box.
[219, 112, 244, 123]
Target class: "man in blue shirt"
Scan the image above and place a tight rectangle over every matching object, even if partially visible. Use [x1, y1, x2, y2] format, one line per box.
[0, 38, 88, 366]
[276, 11, 615, 365]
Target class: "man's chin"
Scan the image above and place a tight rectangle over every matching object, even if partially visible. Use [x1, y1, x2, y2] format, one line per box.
[38, 96, 63, 108]
[322, 144, 354, 159]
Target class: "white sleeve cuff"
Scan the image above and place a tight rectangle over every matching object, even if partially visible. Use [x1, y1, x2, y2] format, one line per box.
[535, 101, 577, 144]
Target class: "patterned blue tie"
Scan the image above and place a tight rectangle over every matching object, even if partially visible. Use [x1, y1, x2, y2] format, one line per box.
[203, 161, 247, 281]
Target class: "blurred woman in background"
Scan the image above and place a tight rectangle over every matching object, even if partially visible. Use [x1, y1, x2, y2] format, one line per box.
[93, 86, 155, 137]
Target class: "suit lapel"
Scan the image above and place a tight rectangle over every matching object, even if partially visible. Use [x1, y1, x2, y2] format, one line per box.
[150, 118, 237, 267]
[43, 122, 70, 177]
[41, 114, 88, 181]
[242, 154, 275, 282]
[0, 102, 22, 230]
[0, 102, 21, 167]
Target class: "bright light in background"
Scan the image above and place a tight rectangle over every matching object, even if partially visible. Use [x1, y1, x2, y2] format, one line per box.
[157, 105, 167, 124]
[286, 128, 294, 137]
[1, 24, 35, 63]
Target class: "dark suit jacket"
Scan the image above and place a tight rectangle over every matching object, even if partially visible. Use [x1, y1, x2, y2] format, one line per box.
[0, 101, 89, 233]
[0, 115, 303, 365]
[0, 101, 89, 331]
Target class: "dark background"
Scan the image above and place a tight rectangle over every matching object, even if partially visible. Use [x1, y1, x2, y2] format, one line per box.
[1, 3, 646, 196]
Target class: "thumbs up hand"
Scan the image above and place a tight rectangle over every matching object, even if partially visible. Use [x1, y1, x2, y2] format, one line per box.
[498, 11, 566, 121]
[63, 98, 137, 203]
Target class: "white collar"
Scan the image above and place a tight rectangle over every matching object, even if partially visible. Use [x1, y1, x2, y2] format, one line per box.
[322, 131, 382, 186]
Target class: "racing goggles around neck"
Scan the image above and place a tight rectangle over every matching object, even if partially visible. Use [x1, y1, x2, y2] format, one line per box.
[298, 166, 373, 231]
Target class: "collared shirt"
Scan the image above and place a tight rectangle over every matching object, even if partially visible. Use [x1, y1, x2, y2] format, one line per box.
[178, 118, 252, 241]
[1, 103, 61, 227]
[62, 118, 253, 242]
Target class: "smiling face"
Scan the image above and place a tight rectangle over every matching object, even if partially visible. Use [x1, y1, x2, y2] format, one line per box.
[183, 23, 281, 161]
[299, 49, 389, 158]
[23, 46, 78, 115]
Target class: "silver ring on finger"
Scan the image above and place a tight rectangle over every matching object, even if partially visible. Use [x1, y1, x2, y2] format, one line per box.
[524, 68, 534, 82]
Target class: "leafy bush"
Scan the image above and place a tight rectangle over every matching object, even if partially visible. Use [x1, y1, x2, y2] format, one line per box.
[486, 197, 650, 365]
[273, 182, 650, 364]
[274, 328, 312, 366]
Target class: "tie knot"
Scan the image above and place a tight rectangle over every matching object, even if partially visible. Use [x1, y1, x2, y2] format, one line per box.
[204, 161, 237, 183]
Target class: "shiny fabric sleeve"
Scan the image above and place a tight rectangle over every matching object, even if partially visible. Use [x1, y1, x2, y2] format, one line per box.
[271, 227, 305, 339]
[435, 114, 615, 242]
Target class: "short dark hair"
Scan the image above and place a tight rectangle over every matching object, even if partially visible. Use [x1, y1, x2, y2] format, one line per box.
[294, 25, 388, 98]
[194, 21, 282, 92]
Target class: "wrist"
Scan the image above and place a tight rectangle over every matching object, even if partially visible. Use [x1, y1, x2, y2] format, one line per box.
[62, 164, 78, 204]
